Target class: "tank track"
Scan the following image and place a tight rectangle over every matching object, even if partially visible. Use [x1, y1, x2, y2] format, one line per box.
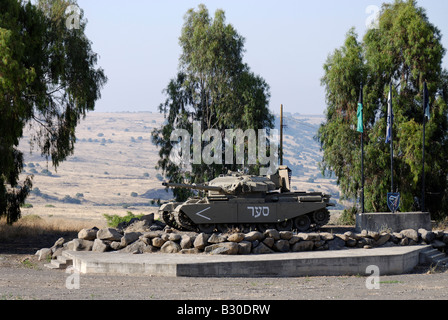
[161, 209, 330, 234]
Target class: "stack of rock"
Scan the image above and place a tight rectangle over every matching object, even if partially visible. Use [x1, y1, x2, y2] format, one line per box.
[36, 213, 448, 260]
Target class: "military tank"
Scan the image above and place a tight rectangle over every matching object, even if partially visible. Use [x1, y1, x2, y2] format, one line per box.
[159, 166, 334, 233]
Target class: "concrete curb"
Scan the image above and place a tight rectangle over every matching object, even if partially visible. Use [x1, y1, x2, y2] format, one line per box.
[64, 245, 432, 278]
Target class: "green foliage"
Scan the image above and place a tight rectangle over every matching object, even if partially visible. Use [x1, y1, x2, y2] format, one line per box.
[318, 0, 448, 219]
[152, 4, 274, 201]
[103, 211, 144, 228]
[0, 0, 107, 224]
[339, 207, 358, 226]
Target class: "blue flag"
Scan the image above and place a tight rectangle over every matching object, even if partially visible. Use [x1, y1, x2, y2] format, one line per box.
[386, 88, 393, 144]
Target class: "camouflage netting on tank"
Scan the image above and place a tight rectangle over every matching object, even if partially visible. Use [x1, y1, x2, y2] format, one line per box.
[208, 174, 277, 194]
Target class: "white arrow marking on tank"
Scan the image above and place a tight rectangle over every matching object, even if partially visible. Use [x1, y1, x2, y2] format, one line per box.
[195, 207, 212, 220]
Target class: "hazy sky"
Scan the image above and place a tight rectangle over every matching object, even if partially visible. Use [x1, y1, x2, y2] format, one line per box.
[76, 0, 448, 116]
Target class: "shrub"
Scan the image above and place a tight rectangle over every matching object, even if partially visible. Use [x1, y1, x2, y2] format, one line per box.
[62, 195, 81, 204]
[339, 206, 357, 225]
[103, 211, 144, 227]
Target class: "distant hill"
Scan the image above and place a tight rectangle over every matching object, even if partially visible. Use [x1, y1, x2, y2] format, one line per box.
[18, 112, 342, 210]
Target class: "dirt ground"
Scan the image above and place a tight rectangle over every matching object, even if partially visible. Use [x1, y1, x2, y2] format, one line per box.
[1, 232, 448, 302]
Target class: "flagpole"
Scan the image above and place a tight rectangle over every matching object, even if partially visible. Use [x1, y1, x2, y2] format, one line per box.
[361, 130, 365, 214]
[358, 83, 365, 214]
[421, 82, 427, 212]
[390, 83, 394, 195]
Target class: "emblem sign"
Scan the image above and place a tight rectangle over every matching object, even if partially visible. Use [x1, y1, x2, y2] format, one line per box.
[387, 193, 400, 213]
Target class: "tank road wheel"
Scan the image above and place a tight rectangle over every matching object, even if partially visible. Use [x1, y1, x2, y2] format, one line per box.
[276, 219, 293, 231]
[294, 215, 311, 232]
[312, 209, 330, 227]
[162, 211, 179, 229]
[198, 224, 216, 234]
[257, 223, 276, 233]
[175, 211, 198, 232]
[237, 224, 253, 233]
[217, 224, 232, 233]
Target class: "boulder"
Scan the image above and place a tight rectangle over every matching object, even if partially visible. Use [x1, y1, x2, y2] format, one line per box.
[97, 228, 122, 241]
[78, 228, 98, 241]
[279, 231, 293, 240]
[252, 242, 274, 254]
[52, 247, 64, 259]
[264, 229, 280, 241]
[193, 233, 209, 250]
[320, 232, 334, 241]
[244, 231, 263, 242]
[238, 241, 252, 255]
[160, 241, 181, 253]
[161, 233, 170, 241]
[432, 240, 446, 249]
[346, 238, 357, 247]
[110, 241, 123, 251]
[208, 233, 227, 244]
[273, 239, 290, 252]
[367, 231, 380, 241]
[375, 233, 391, 247]
[141, 213, 154, 224]
[36, 248, 52, 261]
[327, 237, 346, 250]
[205, 242, 238, 255]
[344, 231, 359, 240]
[92, 239, 109, 252]
[435, 230, 445, 240]
[151, 237, 166, 248]
[263, 237, 275, 248]
[66, 239, 94, 251]
[227, 233, 245, 243]
[120, 232, 142, 247]
[400, 229, 419, 242]
[291, 240, 314, 252]
[121, 240, 153, 254]
[335, 234, 349, 241]
[180, 235, 192, 249]
[298, 232, 320, 241]
[168, 233, 182, 242]
[141, 231, 164, 239]
[314, 240, 326, 249]
[50, 237, 65, 253]
[443, 233, 448, 244]
[288, 235, 300, 245]
[418, 229, 435, 243]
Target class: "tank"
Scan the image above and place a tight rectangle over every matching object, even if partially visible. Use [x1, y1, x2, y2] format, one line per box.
[159, 166, 335, 233]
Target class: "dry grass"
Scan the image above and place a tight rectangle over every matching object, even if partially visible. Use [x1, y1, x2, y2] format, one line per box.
[0, 215, 93, 241]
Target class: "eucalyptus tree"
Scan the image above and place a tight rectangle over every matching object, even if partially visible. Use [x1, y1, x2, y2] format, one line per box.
[318, 0, 448, 218]
[152, 4, 274, 201]
[0, 0, 107, 224]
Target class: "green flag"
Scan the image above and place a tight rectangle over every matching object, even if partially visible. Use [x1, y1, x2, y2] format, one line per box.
[357, 88, 363, 133]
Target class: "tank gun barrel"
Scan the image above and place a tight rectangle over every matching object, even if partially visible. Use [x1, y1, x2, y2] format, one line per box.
[162, 182, 225, 194]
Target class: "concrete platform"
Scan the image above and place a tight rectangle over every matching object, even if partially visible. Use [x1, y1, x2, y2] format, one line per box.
[64, 245, 431, 278]
[356, 212, 432, 233]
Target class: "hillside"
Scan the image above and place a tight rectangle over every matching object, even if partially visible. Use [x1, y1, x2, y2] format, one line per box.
[17, 112, 341, 223]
